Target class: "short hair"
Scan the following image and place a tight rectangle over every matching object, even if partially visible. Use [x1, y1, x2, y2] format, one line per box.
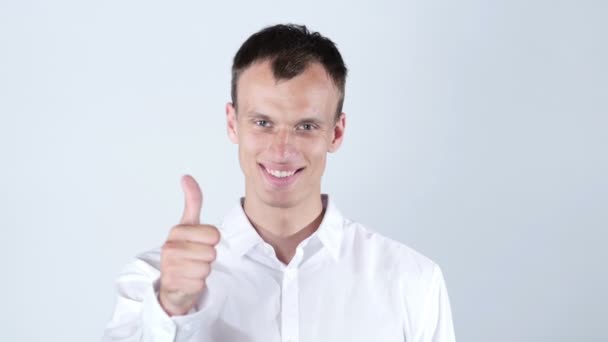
[231, 24, 348, 121]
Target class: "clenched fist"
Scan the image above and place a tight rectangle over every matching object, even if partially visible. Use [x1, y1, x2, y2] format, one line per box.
[159, 175, 221, 316]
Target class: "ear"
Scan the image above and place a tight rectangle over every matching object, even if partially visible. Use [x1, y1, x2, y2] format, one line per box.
[226, 102, 239, 144]
[328, 112, 346, 153]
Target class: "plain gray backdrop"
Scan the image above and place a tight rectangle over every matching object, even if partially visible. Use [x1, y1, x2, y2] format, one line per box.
[1, 0, 606, 341]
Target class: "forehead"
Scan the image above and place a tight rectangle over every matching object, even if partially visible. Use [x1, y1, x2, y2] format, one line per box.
[237, 60, 339, 119]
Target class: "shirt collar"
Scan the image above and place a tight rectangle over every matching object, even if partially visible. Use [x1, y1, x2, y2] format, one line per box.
[218, 194, 344, 261]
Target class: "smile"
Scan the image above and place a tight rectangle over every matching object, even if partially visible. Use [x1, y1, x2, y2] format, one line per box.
[258, 163, 305, 187]
[264, 167, 297, 178]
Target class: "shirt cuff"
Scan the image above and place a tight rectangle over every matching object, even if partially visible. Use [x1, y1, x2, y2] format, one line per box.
[141, 277, 216, 342]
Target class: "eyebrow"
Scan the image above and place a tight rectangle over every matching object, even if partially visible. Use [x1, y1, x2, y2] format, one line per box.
[245, 112, 272, 120]
[245, 112, 326, 125]
[297, 117, 325, 126]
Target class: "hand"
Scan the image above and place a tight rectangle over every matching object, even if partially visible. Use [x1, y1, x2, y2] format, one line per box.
[159, 175, 221, 316]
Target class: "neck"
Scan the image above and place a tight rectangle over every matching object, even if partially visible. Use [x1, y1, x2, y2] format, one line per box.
[242, 192, 325, 265]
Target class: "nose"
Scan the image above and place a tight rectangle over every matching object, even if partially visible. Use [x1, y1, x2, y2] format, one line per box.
[268, 128, 296, 159]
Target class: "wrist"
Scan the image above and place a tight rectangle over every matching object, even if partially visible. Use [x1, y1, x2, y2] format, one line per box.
[158, 291, 189, 316]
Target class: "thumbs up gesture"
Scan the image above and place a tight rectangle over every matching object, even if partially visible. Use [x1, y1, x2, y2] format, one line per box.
[159, 175, 221, 316]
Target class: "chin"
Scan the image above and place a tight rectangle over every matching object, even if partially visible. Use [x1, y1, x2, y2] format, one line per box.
[254, 183, 309, 208]
[261, 192, 300, 209]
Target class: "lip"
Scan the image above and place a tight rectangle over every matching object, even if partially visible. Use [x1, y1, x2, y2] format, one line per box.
[258, 163, 305, 188]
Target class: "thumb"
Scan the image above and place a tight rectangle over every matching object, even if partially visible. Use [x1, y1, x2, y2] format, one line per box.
[180, 174, 202, 225]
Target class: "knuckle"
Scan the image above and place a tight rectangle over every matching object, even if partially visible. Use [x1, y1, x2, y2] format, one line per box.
[161, 261, 174, 274]
[168, 224, 187, 238]
[199, 263, 211, 278]
[161, 242, 178, 258]
[167, 225, 180, 237]
[207, 246, 217, 261]
[161, 241, 172, 251]
[206, 226, 221, 244]
[193, 280, 205, 293]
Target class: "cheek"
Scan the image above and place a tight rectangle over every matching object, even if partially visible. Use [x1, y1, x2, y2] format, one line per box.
[239, 132, 266, 162]
[238, 144, 262, 179]
[301, 140, 328, 167]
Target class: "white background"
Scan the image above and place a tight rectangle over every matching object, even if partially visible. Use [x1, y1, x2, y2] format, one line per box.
[0, 0, 606, 341]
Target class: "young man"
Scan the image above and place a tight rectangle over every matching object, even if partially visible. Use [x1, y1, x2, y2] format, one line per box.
[103, 24, 456, 342]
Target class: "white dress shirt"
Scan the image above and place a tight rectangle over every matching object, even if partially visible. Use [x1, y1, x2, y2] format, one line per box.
[103, 194, 456, 342]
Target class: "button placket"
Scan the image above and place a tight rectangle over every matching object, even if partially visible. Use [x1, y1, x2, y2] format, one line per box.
[280, 246, 303, 342]
[281, 266, 299, 342]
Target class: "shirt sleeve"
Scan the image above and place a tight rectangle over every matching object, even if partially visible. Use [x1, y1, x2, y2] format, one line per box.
[102, 257, 215, 342]
[418, 264, 456, 342]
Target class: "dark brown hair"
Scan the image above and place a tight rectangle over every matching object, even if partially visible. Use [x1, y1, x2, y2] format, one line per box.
[231, 24, 348, 120]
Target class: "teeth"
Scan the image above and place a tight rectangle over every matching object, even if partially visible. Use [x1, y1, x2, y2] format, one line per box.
[265, 167, 297, 178]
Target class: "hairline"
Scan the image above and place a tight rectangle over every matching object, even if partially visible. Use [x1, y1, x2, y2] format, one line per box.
[231, 58, 345, 122]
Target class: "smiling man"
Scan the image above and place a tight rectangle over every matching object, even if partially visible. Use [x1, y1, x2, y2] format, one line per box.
[103, 24, 456, 342]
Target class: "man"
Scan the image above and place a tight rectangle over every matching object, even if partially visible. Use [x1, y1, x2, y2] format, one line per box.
[103, 24, 456, 342]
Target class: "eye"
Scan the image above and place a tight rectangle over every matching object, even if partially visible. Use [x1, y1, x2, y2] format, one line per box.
[255, 120, 271, 127]
[297, 123, 316, 131]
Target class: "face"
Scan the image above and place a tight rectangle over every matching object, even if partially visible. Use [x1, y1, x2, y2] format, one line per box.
[226, 60, 346, 209]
